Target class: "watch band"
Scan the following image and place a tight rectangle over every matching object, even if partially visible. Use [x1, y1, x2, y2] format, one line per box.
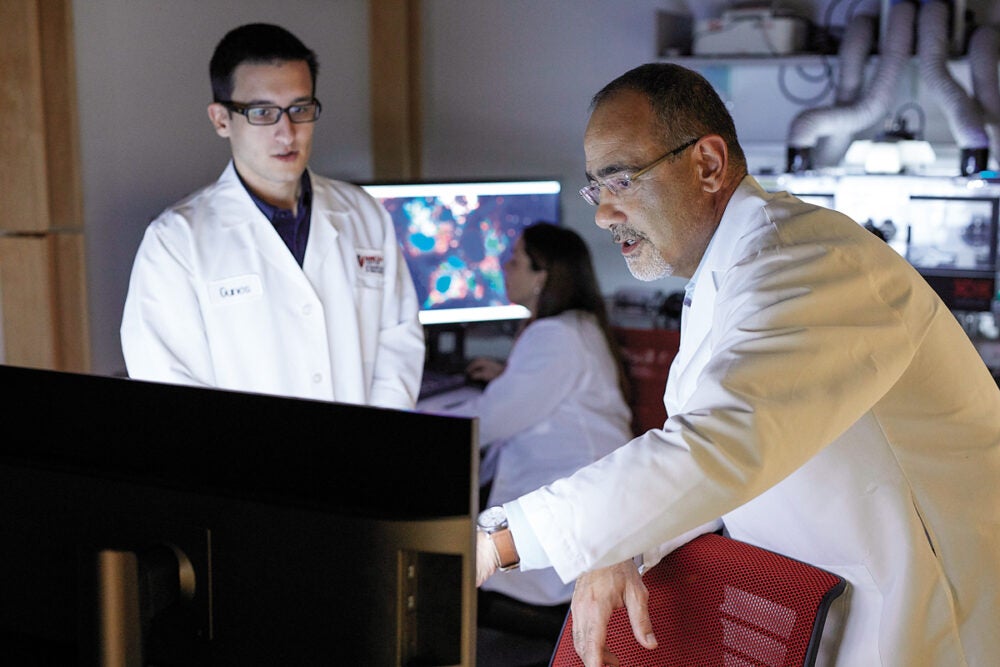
[490, 526, 520, 571]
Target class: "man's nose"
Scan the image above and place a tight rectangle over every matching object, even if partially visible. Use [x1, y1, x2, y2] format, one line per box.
[273, 113, 294, 142]
[594, 200, 623, 230]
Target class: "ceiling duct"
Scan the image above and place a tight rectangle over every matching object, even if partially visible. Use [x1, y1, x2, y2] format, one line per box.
[917, 0, 989, 175]
[786, 1, 915, 172]
[968, 24, 1000, 171]
[813, 12, 877, 167]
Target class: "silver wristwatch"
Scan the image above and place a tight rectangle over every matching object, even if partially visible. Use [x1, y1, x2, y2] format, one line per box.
[477, 506, 520, 571]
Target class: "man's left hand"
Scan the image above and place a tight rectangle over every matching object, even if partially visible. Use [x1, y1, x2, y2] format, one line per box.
[570, 559, 657, 667]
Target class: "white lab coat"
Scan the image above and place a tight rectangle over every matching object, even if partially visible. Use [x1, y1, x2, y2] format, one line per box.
[121, 162, 424, 409]
[516, 177, 1000, 665]
[446, 311, 632, 605]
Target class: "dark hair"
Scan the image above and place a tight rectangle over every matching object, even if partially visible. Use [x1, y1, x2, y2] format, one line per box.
[520, 222, 631, 402]
[591, 63, 747, 171]
[209, 23, 319, 102]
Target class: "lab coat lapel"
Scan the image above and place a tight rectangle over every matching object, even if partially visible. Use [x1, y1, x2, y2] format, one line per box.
[303, 180, 366, 405]
[669, 271, 717, 410]
[668, 177, 773, 412]
[302, 180, 340, 274]
[303, 204, 340, 276]
[251, 213, 317, 291]
[214, 164, 318, 294]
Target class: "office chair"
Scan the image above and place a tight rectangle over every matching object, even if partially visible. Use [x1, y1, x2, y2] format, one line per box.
[550, 533, 846, 667]
[611, 326, 680, 435]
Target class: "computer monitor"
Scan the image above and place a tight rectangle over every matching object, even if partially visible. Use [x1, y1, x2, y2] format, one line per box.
[361, 180, 561, 326]
[0, 365, 478, 666]
[903, 195, 999, 311]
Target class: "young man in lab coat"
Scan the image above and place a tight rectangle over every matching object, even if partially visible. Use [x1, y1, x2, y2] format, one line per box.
[121, 24, 424, 409]
[476, 63, 1000, 666]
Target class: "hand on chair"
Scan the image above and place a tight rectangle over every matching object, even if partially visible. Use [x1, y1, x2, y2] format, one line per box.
[570, 559, 657, 667]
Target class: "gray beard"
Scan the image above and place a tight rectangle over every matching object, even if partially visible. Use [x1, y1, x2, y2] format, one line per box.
[625, 250, 673, 281]
[611, 224, 672, 280]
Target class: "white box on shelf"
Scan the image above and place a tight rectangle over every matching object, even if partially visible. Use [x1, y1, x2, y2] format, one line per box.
[693, 15, 807, 56]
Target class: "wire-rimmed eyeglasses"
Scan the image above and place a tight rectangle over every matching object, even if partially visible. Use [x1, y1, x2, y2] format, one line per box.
[579, 137, 700, 206]
[220, 99, 323, 126]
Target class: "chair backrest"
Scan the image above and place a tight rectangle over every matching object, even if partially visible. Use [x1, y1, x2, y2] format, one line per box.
[550, 533, 846, 667]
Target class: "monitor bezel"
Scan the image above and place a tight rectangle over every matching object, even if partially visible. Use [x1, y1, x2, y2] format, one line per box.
[361, 178, 562, 326]
[906, 194, 999, 312]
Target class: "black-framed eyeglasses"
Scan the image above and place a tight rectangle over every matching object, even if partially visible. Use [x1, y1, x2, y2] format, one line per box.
[579, 137, 701, 206]
[220, 98, 322, 126]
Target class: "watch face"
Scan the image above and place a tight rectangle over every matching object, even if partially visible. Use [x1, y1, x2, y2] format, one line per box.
[477, 506, 507, 532]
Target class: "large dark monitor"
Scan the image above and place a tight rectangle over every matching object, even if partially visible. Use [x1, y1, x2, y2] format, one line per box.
[362, 180, 561, 326]
[902, 195, 999, 311]
[0, 365, 478, 666]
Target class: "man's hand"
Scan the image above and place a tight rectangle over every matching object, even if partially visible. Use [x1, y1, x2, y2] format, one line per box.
[571, 560, 657, 667]
[476, 529, 499, 587]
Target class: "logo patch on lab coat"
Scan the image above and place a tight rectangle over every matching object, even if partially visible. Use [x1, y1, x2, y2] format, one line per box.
[208, 274, 263, 305]
[356, 249, 384, 275]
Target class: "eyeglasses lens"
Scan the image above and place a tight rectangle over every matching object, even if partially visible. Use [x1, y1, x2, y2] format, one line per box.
[240, 102, 321, 126]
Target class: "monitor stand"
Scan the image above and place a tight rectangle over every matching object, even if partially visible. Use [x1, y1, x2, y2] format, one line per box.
[425, 323, 468, 373]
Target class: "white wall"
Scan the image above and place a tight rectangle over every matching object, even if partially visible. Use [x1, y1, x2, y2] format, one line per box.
[420, 0, 698, 319]
[73, 0, 371, 375]
[71, 0, 1000, 375]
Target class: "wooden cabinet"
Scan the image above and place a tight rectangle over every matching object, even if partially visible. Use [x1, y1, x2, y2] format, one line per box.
[0, 0, 89, 371]
[369, 0, 422, 181]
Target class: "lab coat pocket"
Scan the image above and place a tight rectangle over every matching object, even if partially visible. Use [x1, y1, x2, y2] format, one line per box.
[354, 248, 386, 290]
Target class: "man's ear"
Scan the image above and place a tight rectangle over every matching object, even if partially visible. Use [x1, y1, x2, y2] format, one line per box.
[207, 103, 232, 138]
[693, 135, 728, 194]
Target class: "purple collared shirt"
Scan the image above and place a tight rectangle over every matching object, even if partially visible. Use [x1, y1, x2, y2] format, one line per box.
[237, 169, 313, 267]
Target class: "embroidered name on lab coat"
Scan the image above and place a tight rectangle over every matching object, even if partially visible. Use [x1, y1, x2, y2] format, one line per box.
[208, 274, 264, 305]
[357, 249, 385, 275]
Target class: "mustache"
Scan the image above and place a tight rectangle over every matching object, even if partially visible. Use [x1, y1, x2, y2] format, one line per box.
[610, 224, 644, 245]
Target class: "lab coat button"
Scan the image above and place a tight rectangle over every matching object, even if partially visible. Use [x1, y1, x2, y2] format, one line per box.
[302, 304, 312, 316]
[312, 373, 323, 384]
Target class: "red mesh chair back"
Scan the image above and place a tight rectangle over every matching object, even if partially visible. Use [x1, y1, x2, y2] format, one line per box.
[550, 533, 846, 667]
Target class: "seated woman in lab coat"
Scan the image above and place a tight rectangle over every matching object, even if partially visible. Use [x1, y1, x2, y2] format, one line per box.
[445, 222, 633, 640]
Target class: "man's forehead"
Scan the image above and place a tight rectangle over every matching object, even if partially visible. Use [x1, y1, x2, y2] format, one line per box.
[587, 91, 660, 140]
[585, 99, 660, 174]
[231, 60, 313, 98]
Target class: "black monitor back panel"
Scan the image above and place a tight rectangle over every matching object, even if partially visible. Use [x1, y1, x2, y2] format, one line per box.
[0, 365, 478, 666]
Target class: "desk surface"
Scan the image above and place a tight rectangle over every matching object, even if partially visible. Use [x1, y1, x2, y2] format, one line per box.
[417, 384, 483, 414]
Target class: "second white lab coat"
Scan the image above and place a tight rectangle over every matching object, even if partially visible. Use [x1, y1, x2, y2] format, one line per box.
[121, 163, 424, 409]
[516, 177, 1000, 665]
[447, 310, 633, 605]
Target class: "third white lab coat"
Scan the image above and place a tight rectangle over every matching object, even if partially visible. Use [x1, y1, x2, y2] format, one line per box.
[516, 177, 1000, 665]
[447, 310, 633, 605]
[121, 163, 424, 409]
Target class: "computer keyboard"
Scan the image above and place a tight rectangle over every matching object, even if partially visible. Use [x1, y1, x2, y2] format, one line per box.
[419, 369, 470, 399]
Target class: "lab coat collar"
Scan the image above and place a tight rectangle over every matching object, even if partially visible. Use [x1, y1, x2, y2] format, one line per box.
[214, 163, 300, 267]
[685, 175, 774, 310]
[214, 163, 326, 290]
[215, 162, 270, 227]
[303, 172, 356, 275]
[672, 175, 774, 388]
[215, 161, 356, 222]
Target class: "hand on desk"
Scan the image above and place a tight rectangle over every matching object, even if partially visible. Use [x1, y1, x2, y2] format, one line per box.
[571, 559, 657, 667]
[465, 357, 505, 383]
